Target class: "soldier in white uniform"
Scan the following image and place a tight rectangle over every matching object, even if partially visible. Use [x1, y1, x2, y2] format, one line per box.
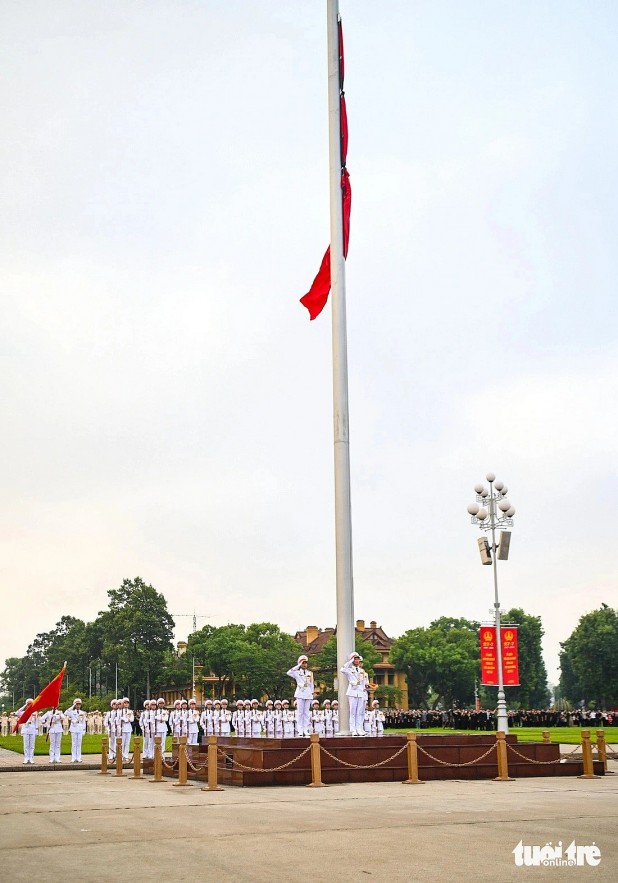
[169, 700, 182, 738]
[323, 699, 334, 738]
[140, 700, 155, 759]
[212, 700, 222, 736]
[119, 697, 134, 761]
[281, 700, 295, 738]
[187, 698, 200, 745]
[200, 699, 214, 737]
[310, 700, 324, 735]
[370, 700, 385, 736]
[231, 700, 244, 737]
[64, 698, 87, 762]
[286, 655, 315, 737]
[249, 700, 263, 738]
[332, 699, 340, 734]
[219, 699, 232, 736]
[40, 708, 66, 763]
[155, 698, 169, 751]
[16, 700, 37, 764]
[263, 700, 275, 738]
[340, 652, 370, 736]
[0, 710, 8, 736]
[104, 699, 118, 760]
[243, 700, 252, 736]
[273, 700, 283, 738]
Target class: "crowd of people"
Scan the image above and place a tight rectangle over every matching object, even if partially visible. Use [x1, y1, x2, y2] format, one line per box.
[383, 707, 617, 730]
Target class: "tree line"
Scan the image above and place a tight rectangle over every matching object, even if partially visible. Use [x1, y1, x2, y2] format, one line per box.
[1, 576, 613, 710]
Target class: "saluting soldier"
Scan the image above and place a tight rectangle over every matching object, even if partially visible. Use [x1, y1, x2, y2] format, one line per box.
[64, 697, 87, 762]
[340, 652, 370, 736]
[286, 655, 315, 737]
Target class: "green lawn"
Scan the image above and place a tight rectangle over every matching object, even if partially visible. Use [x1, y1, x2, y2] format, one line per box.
[1, 727, 616, 755]
[0, 734, 174, 756]
[386, 726, 618, 744]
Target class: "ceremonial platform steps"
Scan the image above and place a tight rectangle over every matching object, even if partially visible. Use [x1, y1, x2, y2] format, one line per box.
[143, 733, 604, 786]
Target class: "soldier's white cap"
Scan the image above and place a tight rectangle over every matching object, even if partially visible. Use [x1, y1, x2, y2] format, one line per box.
[110, 699, 117, 706]
[174, 700, 181, 707]
[157, 698, 165, 704]
[235, 700, 243, 706]
[266, 700, 273, 706]
[143, 701, 149, 707]
[311, 700, 319, 705]
[205, 699, 213, 705]
[274, 700, 282, 706]
[297, 655, 308, 664]
[149, 699, 157, 706]
[323, 699, 331, 705]
[372, 700, 379, 707]
[349, 651, 361, 661]
[243, 700, 251, 706]
[189, 698, 196, 704]
[221, 699, 228, 705]
[74, 697, 82, 703]
[180, 699, 188, 705]
[214, 699, 221, 705]
[122, 697, 130, 703]
[332, 700, 339, 706]
[282, 699, 290, 705]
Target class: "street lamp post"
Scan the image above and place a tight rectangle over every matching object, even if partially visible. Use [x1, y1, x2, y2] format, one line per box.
[467, 472, 515, 734]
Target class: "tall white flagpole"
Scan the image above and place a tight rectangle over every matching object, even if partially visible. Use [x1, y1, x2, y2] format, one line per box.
[327, 0, 354, 735]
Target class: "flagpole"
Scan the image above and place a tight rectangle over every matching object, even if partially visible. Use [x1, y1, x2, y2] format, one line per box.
[327, 0, 354, 736]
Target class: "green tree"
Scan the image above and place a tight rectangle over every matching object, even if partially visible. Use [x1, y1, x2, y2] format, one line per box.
[99, 577, 175, 704]
[501, 608, 549, 708]
[559, 604, 618, 707]
[390, 617, 480, 708]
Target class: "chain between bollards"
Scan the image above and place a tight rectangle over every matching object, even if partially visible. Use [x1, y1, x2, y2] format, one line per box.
[402, 732, 424, 785]
[201, 735, 224, 791]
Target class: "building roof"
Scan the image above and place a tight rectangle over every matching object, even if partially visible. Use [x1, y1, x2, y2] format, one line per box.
[294, 620, 394, 656]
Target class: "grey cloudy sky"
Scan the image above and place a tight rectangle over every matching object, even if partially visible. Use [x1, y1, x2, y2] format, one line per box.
[2, 1, 617, 687]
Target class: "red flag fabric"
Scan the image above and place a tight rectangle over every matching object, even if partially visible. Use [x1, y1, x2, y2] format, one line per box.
[300, 17, 351, 320]
[13, 665, 66, 733]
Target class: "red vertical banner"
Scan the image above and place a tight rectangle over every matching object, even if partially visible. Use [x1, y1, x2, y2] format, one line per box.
[501, 626, 520, 686]
[480, 627, 497, 685]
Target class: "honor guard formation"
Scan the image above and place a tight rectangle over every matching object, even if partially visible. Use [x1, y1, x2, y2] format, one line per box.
[12, 652, 387, 763]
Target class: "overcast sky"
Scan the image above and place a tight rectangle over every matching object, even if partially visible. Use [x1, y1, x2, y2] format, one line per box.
[2, 1, 617, 689]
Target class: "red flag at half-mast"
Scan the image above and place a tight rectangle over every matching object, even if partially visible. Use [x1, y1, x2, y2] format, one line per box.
[300, 17, 351, 321]
[13, 664, 66, 733]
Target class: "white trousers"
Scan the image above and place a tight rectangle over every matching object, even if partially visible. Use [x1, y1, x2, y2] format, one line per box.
[121, 729, 131, 759]
[22, 732, 35, 761]
[296, 699, 311, 736]
[71, 731, 84, 761]
[49, 730, 62, 762]
[187, 729, 199, 745]
[349, 697, 366, 734]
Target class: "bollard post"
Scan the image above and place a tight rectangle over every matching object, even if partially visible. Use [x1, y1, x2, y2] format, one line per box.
[578, 730, 598, 779]
[129, 735, 142, 780]
[403, 732, 424, 785]
[495, 731, 514, 781]
[596, 729, 612, 774]
[99, 735, 110, 776]
[115, 737, 124, 777]
[150, 735, 164, 783]
[201, 735, 224, 792]
[173, 736, 191, 787]
[306, 733, 326, 787]
[542, 730, 550, 744]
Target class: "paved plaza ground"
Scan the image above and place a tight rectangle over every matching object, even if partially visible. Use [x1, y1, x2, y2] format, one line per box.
[0, 747, 616, 883]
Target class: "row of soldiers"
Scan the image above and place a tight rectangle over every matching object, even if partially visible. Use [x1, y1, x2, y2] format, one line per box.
[1, 709, 105, 737]
[105, 696, 387, 760]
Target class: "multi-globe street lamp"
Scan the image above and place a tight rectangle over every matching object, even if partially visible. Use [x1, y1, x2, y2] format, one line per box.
[467, 472, 515, 734]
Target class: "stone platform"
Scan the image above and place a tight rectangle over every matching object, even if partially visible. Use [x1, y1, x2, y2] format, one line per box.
[145, 733, 604, 786]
